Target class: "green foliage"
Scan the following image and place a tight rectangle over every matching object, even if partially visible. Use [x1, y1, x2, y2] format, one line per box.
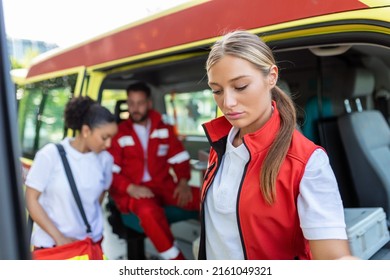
[10, 56, 24, 69]
[9, 47, 40, 69]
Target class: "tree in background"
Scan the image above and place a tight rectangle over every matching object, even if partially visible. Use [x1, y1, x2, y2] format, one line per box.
[10, 47, 39, 69]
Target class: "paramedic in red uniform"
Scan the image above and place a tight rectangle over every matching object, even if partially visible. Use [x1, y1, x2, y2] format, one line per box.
[198, 30, 358, 260]
[108, 82, 199, 260]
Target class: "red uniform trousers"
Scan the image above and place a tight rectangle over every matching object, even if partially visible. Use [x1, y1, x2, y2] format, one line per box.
[129, 182, 200, 254]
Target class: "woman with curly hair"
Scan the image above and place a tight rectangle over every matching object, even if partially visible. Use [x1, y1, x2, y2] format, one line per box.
[25, 96, 117, 258]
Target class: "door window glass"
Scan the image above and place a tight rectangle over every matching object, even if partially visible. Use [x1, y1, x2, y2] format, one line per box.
[164, 89, 216, 136]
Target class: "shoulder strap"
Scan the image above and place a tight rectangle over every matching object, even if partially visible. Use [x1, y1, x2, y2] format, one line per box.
[55, 143, 91, 234]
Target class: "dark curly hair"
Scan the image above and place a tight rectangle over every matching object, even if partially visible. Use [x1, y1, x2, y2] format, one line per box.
[64, 96, 115, 131]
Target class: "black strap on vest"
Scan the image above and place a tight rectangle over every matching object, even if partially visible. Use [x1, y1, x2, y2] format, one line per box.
[55, 143, 91, 234]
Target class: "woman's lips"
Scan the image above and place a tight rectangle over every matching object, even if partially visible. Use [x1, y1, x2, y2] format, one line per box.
[225, 112, 243, 120]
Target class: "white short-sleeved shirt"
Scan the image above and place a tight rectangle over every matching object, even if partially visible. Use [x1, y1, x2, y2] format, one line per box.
[205, 127, 347, 259]
[133, 120, 151, 182]
[25, 137, 114, 247]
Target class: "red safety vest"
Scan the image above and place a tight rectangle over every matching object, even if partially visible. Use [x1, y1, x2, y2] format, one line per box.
[200, 102, 320, 259]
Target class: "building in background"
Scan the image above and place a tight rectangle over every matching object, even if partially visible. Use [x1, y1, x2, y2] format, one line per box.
[7, 37, 57, 61]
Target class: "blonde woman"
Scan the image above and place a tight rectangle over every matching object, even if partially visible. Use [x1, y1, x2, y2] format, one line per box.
[199, 30, 356, 260]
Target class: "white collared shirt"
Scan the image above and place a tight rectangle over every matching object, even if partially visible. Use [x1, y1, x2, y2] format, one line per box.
[133, 120, 152, 182]
[205, 127, 347, 259]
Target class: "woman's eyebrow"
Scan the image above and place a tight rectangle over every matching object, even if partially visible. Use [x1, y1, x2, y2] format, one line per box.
[208, 75, 250, 86]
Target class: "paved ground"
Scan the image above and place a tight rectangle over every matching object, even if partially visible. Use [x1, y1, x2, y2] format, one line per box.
[101, 202, 127, 260]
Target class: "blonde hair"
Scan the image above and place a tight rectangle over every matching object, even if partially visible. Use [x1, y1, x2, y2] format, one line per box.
[207, 30, 296, 204]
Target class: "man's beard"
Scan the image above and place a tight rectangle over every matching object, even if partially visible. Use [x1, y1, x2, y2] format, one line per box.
[130, 111, 149, 124]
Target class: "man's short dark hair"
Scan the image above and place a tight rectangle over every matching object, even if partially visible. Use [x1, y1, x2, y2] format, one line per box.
[126, 82, 151, 99]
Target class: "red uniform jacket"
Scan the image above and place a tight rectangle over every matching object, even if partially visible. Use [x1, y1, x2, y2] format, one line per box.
[108, 109, 191, 213]
[199, 102, 320, 259]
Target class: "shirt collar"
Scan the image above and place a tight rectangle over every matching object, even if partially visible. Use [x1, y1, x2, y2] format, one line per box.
[226, 126, 250, 161]
[133, 118, 151, 133]
[204, 100, 281, 154]
[61, 137, 95, 160]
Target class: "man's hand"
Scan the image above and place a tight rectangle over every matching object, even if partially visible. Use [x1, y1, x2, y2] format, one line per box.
[127, 184, 154, 199]
[173, 179, 193, 207]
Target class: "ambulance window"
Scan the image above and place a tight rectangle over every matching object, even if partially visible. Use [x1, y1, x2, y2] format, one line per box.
[164, 89, 216, 136]
[17, 87, 43, 159]
[37, 87, 71, 149]
[17, 75, 76, 159]
[100, 89, 127, 114]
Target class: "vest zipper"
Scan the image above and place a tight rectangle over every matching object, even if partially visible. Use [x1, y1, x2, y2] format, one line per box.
[236, 141, 251, 260]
